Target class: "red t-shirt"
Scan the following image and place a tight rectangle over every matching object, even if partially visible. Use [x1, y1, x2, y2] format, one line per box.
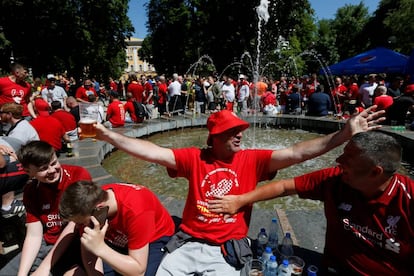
[168, 148, 274, 244]
[51, 110, 77, 132]
[102, 183, 175, 249]
[106, 99, 125, 127]
[142, 82, 154, 104]
[157, 83, 168, 105]
[109, 81, 118, 92]
[347, 83, 360, 100]
[0, 76, 32, 116]
[23, 165, 92, 244]
[262, 92, 276, 106]
[124, 100, 143, 123]
[127, 82, 144, 103]
[295, 167, 414, 275]
[75, 86, 97, 102]
[30, 116, 66, 150]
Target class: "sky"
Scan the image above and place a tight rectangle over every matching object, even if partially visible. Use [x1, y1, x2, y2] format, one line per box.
[128, 0, 380, 38]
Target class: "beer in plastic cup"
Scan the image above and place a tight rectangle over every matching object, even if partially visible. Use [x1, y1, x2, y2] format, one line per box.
[288, 256, 305, 276]
[247, 259, 263, 276]
[79, 102, 99, 138]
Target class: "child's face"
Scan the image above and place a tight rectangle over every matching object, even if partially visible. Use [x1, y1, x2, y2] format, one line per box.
[25, 154, 61, 183]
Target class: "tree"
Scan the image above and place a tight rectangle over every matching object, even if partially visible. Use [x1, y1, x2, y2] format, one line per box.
[0, 0, 133, 81]
[146, 0, 316, 78]
[331, 3, 370, 60]
[382, 0, 414, 53]
[313, 19, 339, 68]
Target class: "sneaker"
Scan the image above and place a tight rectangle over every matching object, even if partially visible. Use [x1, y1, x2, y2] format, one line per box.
[1, 200, 25, 218]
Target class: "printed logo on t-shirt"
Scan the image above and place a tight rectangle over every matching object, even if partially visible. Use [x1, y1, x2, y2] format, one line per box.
[342, 215, 402, 254]
[195, 168, 239, 223]
[201, 168, 239, 196]
[11, 88, 24, 104]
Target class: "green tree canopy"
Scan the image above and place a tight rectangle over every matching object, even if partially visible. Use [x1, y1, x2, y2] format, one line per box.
[0, 0, 133, 80]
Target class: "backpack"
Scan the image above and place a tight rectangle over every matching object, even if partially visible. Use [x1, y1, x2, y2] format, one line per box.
[132, 100, 149, 120]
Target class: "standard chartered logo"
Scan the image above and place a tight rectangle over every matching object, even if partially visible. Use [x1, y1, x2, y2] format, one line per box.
[46, 213, 63, 228]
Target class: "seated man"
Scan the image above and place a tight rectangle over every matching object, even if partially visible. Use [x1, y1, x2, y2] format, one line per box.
[30, 106, 71, 153]
[208, 131, 414, 275]
[104, 91, 125, 128]
[59, 180, 175, 276]
[0, 141, 93, 275]
[50, 100, 78, 141]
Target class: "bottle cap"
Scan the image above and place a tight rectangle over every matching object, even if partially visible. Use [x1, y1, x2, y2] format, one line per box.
[270, 255, 276, 262]
[265, 247, 272, 253]
[272, 217, 277, 222]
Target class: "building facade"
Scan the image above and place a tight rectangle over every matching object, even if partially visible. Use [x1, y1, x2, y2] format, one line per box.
[125, 37, 156, 75]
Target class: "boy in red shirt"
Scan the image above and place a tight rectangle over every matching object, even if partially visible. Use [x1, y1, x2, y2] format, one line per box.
[59, 181, 175, 276]
[0, 141, 93, 275]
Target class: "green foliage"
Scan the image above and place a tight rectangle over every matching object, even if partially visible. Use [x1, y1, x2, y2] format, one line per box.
[0, 0, 133, 81]
[313, 19, 339, 67]
[331, 3, 370, 60]
[383, 0, 414, 53]
[146, 0, 317, 76]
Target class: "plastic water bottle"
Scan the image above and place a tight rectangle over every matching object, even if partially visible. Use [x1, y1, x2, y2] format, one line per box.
[265, 255, 278, 276]
[257, 228, 268, 257]
[267, 217, 279, 251]
[280, 232, 294, 259]
[277, 259, 291, 276]
[261, 246, 273, 267]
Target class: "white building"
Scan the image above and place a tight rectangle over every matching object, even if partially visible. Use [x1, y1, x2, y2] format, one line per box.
[125, 37, 156, 75]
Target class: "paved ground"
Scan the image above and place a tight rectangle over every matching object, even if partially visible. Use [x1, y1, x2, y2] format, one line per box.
[2, 112, 413, 271]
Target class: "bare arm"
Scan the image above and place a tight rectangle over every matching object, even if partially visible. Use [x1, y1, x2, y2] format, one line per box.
[31, 222, 77, 276]
[269, 105, 385, 172]
[94, 123, 176, 169]
[208, 179, 296, 215]
[17, 222, 43, 276]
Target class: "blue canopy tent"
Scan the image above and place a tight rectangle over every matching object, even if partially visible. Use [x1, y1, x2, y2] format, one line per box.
[319, 47, 409, 75]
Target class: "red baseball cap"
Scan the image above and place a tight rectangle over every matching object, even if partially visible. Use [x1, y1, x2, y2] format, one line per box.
[206, 110, 249, 145]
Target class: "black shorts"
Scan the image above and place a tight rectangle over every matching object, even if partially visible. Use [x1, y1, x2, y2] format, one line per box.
[0, 160, 28, 195]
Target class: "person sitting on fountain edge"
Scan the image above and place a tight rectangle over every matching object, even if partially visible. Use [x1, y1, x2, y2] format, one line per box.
[59, 180, 175, 276]
[207, 131, 414, 275]
[88, 107, 385, 276]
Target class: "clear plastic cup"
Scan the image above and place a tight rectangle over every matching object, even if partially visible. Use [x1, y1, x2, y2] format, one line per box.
[247, 259, 264, 276]
[79, 102, 100, 138]
[288, 256, 305, 276]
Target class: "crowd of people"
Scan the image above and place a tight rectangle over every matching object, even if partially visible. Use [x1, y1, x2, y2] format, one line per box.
[0, 61, 413, 275]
